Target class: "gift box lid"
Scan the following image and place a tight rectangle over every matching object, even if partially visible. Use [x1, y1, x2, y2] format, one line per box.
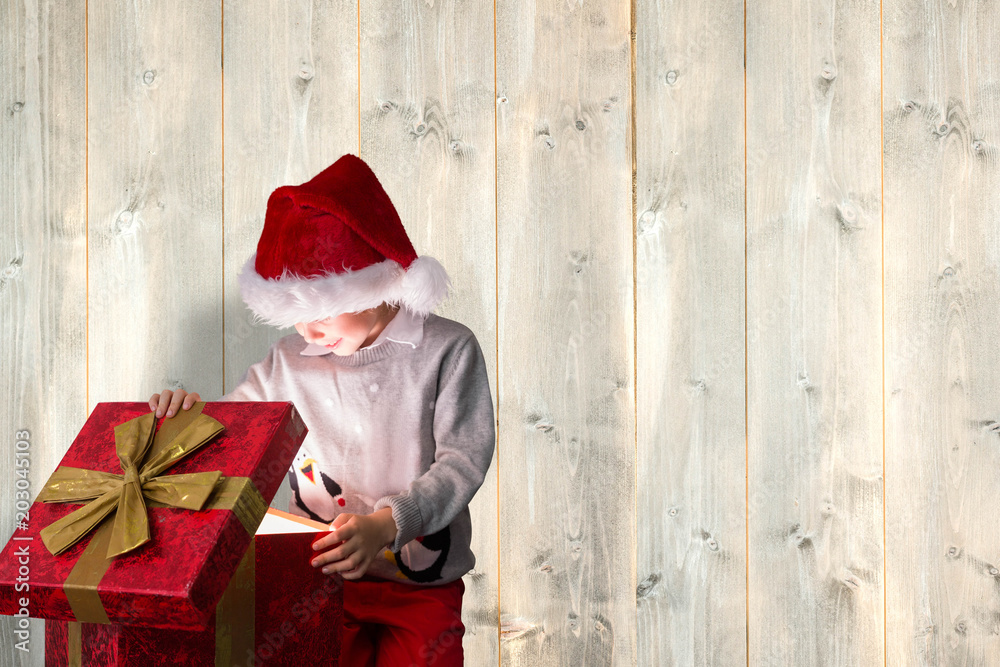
[0, 401, 308, 631]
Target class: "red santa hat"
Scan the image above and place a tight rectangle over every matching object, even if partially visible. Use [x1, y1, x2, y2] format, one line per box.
[238, 153, 450, 327]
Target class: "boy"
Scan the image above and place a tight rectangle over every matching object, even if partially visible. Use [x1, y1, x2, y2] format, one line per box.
[149, 153, 495, 666]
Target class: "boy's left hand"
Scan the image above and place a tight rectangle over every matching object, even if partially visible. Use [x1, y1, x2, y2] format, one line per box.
[311, 508, 397, 580]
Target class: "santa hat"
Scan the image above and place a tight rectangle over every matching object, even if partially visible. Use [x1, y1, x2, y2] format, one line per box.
[237, 153, 451, 327]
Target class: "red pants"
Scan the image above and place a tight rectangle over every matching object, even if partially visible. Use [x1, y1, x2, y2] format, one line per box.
[338, 574, 466, 666]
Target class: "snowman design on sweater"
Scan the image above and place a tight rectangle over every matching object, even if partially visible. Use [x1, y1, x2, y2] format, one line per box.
[288, 449, 451, 583]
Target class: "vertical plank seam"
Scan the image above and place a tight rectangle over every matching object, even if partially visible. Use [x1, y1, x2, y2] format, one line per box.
[358, 0, 361, 156]
[743, 0, 749, 662]
[629, 0, 639, 663]
[85, 0, 89, 417]
[880, 0, 887, 662]
[493, 0, 502, 661]
[221, 0, 226, 394]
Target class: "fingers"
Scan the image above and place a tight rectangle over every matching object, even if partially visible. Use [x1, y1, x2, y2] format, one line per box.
[151, 390, 200, 418]
[311, 532, 339, 552]
[168, 391, 187, 418]
[155, 391, 173, 418]
[325, 552, 367, 579]
[314, 522, 354, 552]
[311, 537, 355, 572]
[311, 513, 353, 551]
[309, 515, 377, 577]
[340, 562, 367, 580]
[313, 531, 354, 561]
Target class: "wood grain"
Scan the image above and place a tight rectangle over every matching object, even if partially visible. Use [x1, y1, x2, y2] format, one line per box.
[87, 1, 223, 408]
[497, 1, 636, 664]
[884, 0, 1000, 663]
[4, 1, 1000, 665]
[746, 0, 884, 663]
[0, 1, 85, 665]
[635, 0, 747, 663]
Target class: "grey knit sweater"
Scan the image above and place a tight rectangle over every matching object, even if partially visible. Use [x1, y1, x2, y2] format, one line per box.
[219, 310, 495, 586]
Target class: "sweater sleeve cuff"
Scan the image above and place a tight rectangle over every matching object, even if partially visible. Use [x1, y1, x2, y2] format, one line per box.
[373, 494, 423, 552]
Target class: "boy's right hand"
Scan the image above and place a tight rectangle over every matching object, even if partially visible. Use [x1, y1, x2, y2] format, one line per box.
[149, 389, 201, 419]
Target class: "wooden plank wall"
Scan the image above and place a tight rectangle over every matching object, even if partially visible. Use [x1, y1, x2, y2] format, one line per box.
[746, 0, 885, 664]
[0, 1, 87, 664]
[883, 1, 1000, 665]
[2, 1, 1000, 666]
[496, 2, 635, 665]
[635, 0, 746, 663]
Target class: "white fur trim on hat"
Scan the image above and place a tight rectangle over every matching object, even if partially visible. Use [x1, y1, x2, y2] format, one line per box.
[237, 253, 451, 327]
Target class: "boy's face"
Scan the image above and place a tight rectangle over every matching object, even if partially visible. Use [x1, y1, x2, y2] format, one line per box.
[294, 305, 385, 356]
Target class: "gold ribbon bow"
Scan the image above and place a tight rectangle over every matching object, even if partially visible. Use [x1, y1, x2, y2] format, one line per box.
[37, 410, 226, 559]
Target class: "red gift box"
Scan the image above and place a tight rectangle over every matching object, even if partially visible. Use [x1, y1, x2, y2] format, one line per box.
[0, 401, 308, 631]
[42, 510, 343, 666]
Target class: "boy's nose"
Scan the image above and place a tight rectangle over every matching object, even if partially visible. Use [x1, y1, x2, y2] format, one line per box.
[303, 323, 333, 345]
[300, 323, 320, 342]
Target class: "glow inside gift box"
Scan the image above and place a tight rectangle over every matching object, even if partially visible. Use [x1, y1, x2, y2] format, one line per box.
[43, 508, 342, 667]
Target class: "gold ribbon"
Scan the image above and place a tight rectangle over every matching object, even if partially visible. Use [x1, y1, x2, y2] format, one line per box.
[64, 541, 256, 666]
[214, 539, 256, 665]
[56, 473, 268, 625]
[67, 620, 81, 667]
[40, 403, 269, 629]
[37, 402, 228, 559]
